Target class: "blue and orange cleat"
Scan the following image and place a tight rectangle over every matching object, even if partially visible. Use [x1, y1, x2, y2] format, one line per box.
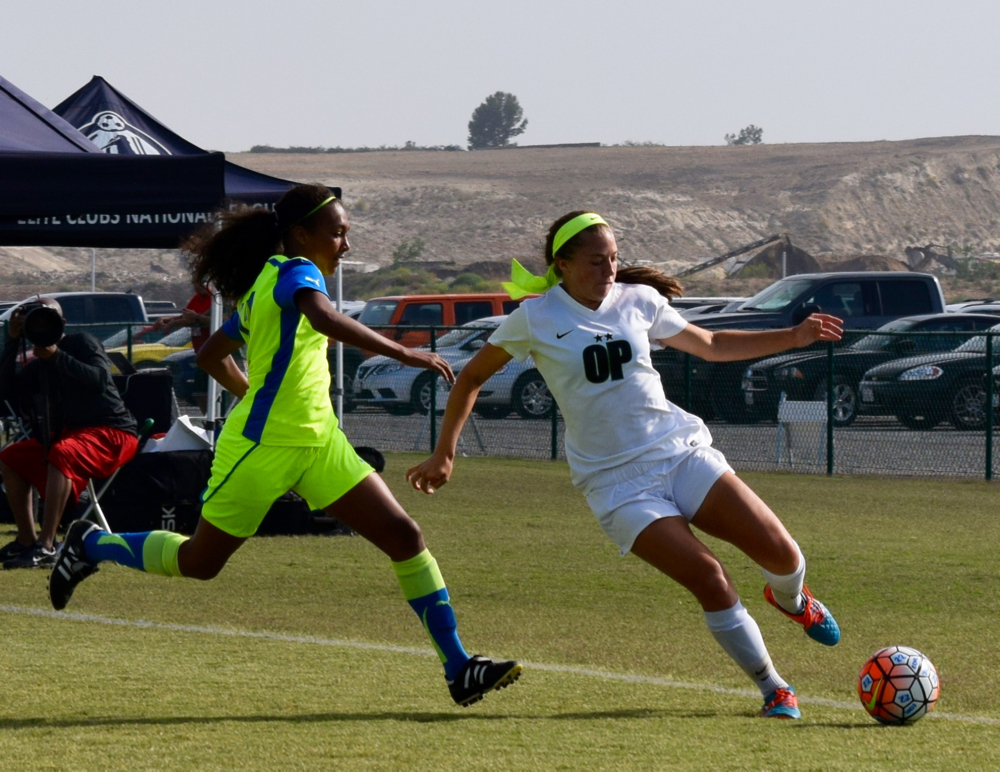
[764, 584, 841, 646]
[761, 686, 801, 719]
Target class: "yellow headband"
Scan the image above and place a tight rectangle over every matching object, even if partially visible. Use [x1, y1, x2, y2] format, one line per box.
[551, 212, 608, 256]
[290, 195, 336, 228]
[502, 213, 610, 299]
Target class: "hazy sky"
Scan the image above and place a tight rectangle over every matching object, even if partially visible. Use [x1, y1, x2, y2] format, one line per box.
[4, 1, 998, 152]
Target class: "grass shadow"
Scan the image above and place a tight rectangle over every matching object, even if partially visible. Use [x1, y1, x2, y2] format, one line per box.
[1, 706, 741, 731]
[0, 711, 509, 731]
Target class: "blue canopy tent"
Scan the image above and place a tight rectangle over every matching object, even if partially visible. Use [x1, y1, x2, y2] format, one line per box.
[0, 75, 225, 248]
[53, 76, 300, 209]
[0, 75, 335, 248]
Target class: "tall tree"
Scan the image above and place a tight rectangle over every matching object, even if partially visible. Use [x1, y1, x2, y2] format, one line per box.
[467, 92, 528, 150]
[724, 125, 764, 145]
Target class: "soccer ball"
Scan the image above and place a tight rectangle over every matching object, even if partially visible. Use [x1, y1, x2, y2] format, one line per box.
[857, 646, 939, 725]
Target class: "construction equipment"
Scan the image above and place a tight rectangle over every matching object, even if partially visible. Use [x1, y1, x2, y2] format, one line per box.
[676, 234, 785, 278]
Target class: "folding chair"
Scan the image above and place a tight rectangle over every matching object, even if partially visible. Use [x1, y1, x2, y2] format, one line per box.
[1, 399, 31, 448]
[77, 418, 155, 533]
[775, 393, 826, 466]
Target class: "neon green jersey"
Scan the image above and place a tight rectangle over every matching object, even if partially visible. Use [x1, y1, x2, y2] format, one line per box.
[221, 255, 336, 446]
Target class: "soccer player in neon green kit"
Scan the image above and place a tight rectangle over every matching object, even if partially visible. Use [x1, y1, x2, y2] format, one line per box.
[49, 184, 521, 706]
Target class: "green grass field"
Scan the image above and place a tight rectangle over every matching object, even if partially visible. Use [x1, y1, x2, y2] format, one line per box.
[2, 456, 999, 770]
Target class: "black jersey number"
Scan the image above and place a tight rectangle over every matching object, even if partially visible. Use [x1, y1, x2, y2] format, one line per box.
[583, 340, 633, 383]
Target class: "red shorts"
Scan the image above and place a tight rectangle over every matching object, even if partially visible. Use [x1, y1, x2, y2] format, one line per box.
[0, 426, 139, 505]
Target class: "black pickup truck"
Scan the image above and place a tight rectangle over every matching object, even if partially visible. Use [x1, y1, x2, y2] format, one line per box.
[653, 272, 947, 422]
[0, 291, 149, 345]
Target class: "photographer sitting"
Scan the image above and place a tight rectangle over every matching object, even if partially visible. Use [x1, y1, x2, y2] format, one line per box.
[0, 297, 138, 568]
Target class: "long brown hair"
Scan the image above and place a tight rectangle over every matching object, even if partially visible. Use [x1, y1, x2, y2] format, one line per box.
[544, 211, 683, 300]
[184, 183, 338, 302]
[616, 265, 684, 300]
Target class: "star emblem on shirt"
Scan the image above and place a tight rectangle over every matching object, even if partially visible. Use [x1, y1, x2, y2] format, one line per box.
[605, 333, 613, 341]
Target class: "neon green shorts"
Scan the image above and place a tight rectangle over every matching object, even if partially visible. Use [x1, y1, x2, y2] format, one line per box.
[201, 427, 373, 538]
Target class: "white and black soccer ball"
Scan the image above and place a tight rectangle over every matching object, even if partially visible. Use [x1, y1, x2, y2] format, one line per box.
[858, 645, 940, 725]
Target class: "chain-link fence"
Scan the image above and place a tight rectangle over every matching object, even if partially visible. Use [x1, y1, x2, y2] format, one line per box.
[87, 322, 1000, 481]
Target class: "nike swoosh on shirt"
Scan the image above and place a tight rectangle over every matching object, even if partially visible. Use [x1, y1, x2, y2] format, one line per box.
[556, 330, 573, 339]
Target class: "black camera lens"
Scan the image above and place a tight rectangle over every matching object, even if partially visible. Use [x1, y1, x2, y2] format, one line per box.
[23, 305, 65, 347]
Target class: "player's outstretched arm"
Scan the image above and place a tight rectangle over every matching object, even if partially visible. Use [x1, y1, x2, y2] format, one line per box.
[661, 313, 843, 363]
[407, 343, 513, 494]
[296, 289, 454, 384]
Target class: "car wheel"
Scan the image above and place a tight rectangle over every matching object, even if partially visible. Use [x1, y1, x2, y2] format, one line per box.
[412, 372, 436, 415]
[950, 379, 987, 430]
[330, 374, 358, 413]
[811, 377, 858, 427]
[513, 370, 553, 419]
[474, 404, 511, 419]
[896, 412, 941, 430]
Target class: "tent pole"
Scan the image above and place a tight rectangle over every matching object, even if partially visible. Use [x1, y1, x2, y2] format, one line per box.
[205, 290, 223, 442]
[335, 265, 344, 423]
[91, 249, 96, 291]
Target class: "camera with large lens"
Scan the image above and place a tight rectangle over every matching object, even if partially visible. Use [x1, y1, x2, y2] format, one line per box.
[20, 303, 65, 347]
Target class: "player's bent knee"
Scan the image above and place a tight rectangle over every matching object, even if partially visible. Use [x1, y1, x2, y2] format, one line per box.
[180, 560, 227, 581]
[391, 515, 425, 555]
[678, 563, 735, 608]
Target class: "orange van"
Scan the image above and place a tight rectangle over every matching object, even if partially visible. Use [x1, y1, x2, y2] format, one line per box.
[356, 293, 529, 349]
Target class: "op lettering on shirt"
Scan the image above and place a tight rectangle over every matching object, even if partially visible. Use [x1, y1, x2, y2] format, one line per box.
[582, 339, 633, 383]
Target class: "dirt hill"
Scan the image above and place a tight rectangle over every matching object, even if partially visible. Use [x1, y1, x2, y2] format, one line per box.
[4, 136, 1000, 302]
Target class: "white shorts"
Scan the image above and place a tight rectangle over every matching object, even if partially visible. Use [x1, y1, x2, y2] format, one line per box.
[584, 447, 733, 556]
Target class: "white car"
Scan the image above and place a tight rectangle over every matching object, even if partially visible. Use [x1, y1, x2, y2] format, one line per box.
[353, 316, 553, 419]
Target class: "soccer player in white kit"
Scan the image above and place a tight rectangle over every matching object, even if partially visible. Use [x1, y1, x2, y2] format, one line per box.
[408, 211, 844, 719]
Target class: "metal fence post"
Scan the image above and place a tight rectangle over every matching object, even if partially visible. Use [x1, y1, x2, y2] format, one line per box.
[429, 326, 437, 452]
[987, 332, 994, 481]
[826, 341, 834, 475]
[551, 404, 559, 460]
[126, 323, 133, 363]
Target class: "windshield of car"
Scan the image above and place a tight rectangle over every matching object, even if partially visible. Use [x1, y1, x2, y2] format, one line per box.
[426, 323, 498, 349]
[103, 327, 158, 347]
[954, 323, 1000, 353]
[158, 328, 192, 346]
[102, 326, 191, 348]
[848, 319, 917, 351]
[358, 300, 398, 326]
[739, 279, 816, 311]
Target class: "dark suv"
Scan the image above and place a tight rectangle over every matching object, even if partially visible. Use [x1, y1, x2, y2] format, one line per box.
[654, 272, 947, 422]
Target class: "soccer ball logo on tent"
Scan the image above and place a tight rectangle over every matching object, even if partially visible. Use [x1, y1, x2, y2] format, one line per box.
[80, 111, 170, 156]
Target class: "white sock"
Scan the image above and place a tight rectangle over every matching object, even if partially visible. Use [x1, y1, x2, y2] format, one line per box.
[704, 600, 788, 697]
[761, 542, 806, 614]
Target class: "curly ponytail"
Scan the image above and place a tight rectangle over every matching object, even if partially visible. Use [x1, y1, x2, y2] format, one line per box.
[184, 183, 337, 302]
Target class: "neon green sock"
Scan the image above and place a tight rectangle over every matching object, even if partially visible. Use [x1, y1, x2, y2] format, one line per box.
[141, 531, 187, 577]
[392, 549, 470, 679]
